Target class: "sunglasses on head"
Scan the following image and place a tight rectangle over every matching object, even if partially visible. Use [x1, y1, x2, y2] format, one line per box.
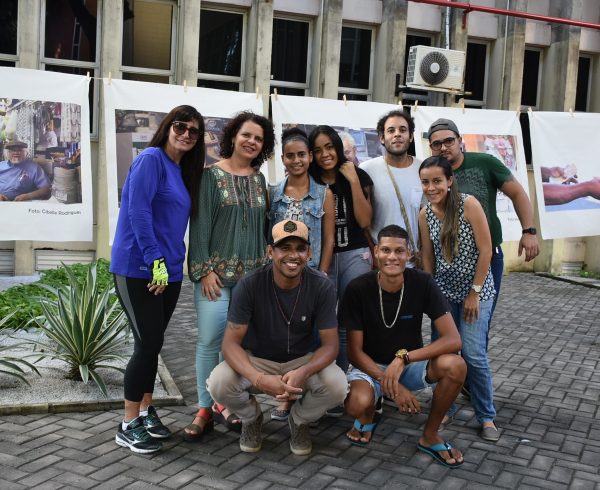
[172, 121, 200, 140]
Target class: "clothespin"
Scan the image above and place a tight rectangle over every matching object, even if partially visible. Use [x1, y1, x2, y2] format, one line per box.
[256, 86, 260, 99]
[413, 99, 419, 112]
[528, 106, 533, 115]
[343, 94, 347, 106]
[86, 71, 90, 82]
[183, 80, 188, 93]
[108, 72, 112, 85]
[460, 98, 465, 114]
[516, 108, 520, 118]
[273, 87, 278, 100]
[398, 97, 403, 107]
[569, 107, 574, 117]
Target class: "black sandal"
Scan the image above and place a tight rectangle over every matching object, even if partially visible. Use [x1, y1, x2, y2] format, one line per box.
[212, 403, 242, 433]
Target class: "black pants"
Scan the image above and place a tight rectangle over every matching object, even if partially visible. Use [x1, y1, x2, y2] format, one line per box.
[113, 275, 181, 402]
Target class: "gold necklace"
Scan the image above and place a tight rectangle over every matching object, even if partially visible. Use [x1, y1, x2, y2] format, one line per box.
[272, 270, 303, 353]
[378, 272, 404, 329]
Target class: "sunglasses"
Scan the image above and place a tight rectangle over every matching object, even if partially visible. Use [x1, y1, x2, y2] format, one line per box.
[172, 121, 200, 141]
[430, 137, 457, 151]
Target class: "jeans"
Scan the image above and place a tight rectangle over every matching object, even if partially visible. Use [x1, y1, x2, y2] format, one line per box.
[347, 360, 433, 403]
[194, 283, 234, 408]
[446, 298, 496, 423]
[489, 246, 504, 333]
[328, 246, 372, 372]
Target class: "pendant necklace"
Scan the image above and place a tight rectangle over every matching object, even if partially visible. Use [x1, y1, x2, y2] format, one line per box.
[272, 270, 303, 353]
[378, 271, 404, 329]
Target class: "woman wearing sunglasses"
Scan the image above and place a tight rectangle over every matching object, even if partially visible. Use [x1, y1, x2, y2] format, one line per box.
[185, 111, 275, 440]
[111, 105, 205, 454]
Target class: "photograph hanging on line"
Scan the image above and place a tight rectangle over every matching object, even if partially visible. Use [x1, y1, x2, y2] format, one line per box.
[461, 133, 519, 214]
[282, 123, 383, 165]
[539, 163, 600, 213]
[114, 110, 230, 205]
[0, 97, 82, 204]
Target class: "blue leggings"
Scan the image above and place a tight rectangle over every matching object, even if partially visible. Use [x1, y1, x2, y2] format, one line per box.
[194, 283, 234, 408]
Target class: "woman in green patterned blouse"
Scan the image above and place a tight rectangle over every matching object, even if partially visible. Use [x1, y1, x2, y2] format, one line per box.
[184, 111, 275, 441]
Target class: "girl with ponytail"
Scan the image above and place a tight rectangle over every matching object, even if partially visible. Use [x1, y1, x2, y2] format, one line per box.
[418, 155, 499, 442]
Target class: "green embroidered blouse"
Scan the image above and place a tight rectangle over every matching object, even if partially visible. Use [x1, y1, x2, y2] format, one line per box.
[188, 165, 268, 286]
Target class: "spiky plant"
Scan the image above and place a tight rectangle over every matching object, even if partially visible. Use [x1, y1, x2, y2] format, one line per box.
[30, 262, 130, 397]
[0, 312, 41, 384]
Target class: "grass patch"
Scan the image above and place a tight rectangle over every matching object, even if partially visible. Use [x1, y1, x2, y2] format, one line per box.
[0, 259, 113, 331]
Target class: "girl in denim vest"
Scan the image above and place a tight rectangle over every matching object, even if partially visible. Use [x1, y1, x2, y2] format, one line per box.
[269, 128, 334, 272]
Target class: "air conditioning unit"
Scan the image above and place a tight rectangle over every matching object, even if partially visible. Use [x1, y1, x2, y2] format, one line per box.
[406, 46, 466, 92]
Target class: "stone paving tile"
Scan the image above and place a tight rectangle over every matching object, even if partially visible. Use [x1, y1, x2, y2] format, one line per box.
[0, 479, 28, 490]
[32, 481, 65, 490]
[1, 273, 600, 489]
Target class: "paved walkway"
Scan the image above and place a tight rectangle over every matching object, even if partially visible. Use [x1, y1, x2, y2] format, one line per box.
[1, 272, 599, 489]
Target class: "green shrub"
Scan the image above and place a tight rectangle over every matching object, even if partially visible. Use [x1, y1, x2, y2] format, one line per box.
[0, 259, 113, 332]
[29, 262, 130, 397]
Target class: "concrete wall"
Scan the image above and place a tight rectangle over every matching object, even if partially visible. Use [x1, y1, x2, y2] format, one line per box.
[4, 0, 599, 274]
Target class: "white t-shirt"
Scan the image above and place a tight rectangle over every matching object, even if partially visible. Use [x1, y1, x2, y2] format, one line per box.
[360, 155, 423, 247]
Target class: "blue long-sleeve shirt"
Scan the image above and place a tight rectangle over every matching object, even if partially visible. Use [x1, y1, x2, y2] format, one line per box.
[110, 147, 191, 281]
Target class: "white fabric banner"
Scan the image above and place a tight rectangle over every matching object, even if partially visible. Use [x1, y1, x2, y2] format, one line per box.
[413, 106, 529, 243]
[0, 67, 92, 241]
[529, 111, 600, 239]
[104, 79, 263, 243]
[270, 94, 401, 183]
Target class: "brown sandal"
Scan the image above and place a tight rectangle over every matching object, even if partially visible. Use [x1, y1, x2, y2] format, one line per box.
[182, 408, 214, 442]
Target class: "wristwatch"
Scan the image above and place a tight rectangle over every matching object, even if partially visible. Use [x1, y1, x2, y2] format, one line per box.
[471, 284, 482, 294]
[522, 227, 537, 235]
[395, 348, 411, 364]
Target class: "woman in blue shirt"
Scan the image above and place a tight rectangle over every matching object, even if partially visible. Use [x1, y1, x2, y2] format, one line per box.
[111, 105, 205, 454]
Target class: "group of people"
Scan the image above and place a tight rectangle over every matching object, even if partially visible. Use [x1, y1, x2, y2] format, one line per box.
[110, 105, 540, 469]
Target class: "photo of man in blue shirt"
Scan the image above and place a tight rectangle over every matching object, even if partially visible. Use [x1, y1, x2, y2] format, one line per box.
[0, 139, 51, 201]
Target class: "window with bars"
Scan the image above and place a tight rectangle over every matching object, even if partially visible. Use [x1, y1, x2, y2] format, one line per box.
[0, 0, 18, 66]
[270, 17, 310, 96]
[41, 0, 99, 134]
[338, 25, 374, 101]
[197, 8, 245, 91]
[575, 55, 592, 112]
[461, 41, 489, 108]
[121, 0, 176, 84]
[521, 48, 542, 109]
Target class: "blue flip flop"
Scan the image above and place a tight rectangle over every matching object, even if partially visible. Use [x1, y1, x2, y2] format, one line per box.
[346, 413, 380, 447]
[416, 441, 464, 468]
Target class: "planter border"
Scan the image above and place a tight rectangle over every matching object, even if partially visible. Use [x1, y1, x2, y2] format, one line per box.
[0, 355, 183, 415]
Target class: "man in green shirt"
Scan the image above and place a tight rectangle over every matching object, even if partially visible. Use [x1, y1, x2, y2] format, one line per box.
[427, 118, 539, 324]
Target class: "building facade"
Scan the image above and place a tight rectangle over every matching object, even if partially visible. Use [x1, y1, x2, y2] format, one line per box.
[1, 0, 599, 275]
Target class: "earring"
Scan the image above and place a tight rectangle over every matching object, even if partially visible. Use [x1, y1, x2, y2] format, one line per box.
[448, 187, 451, 191]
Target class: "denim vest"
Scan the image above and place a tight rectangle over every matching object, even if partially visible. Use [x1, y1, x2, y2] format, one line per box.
[268, 176, 327, 269]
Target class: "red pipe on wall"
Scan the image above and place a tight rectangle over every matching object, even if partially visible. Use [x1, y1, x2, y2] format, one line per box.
[410, 0, 600, 30]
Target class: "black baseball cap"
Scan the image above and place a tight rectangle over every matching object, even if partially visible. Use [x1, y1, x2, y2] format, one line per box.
[427, 118, 460, 140]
